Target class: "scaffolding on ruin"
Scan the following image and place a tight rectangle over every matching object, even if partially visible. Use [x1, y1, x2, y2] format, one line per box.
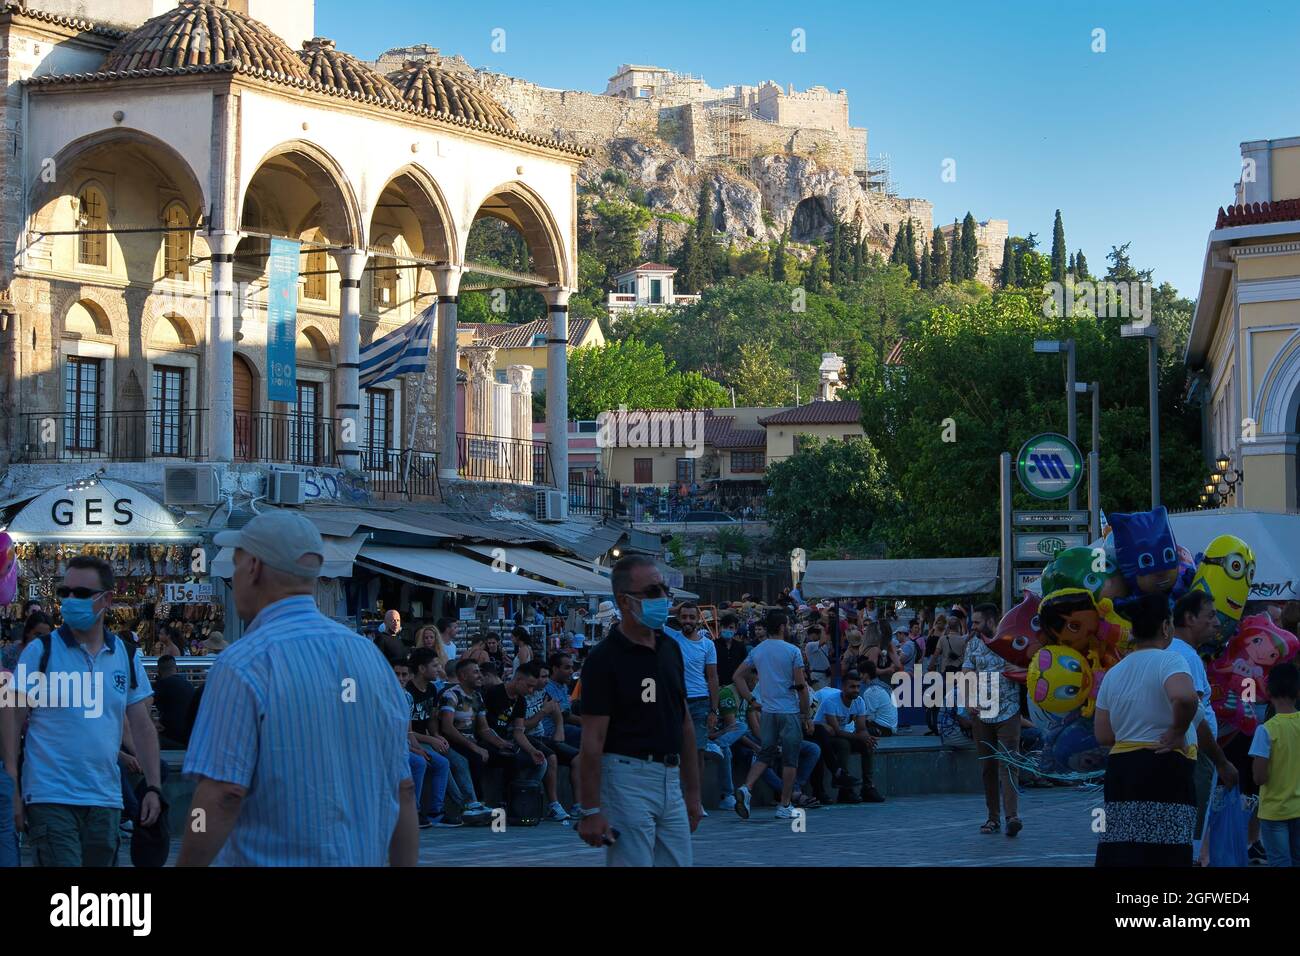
[864, 152, 893, 195]
[705, 104, 750, 168]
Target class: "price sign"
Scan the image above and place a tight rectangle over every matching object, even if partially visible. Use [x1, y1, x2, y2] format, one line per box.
[164, 582, 212, 604]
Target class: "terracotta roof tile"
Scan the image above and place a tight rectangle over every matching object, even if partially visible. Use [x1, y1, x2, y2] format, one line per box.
[758, 400, 861, 426]
[481, 316, 594, 348]
[298, 37, 402, 103]
[386, 59, 517, 130]
[1216, 199, 1300, 229]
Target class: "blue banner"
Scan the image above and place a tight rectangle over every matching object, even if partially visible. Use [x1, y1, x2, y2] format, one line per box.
[266, 237, 300, 402]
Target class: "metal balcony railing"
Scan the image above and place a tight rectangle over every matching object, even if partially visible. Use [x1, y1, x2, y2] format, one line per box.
[364, 449, 441, 501]
[234, 410, 338, 467]
[17, 409, 206, 462]
[456, 432, 553, 486]
[569, 478, 620, 518]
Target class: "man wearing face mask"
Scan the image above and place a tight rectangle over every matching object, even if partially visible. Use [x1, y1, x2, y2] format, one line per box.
[1, 555, 159, 866]
[576, 555, 702, 866]
[714, 613, 748, 688]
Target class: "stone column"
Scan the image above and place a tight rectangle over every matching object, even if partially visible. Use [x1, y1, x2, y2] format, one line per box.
[433, 266, 462, 479]
[205, 229, 238, 462]
[462, 344, 497, 437]
[509, 364, 533, 484]
[334, 248, 367, 470]
[542, 287, 571, 497]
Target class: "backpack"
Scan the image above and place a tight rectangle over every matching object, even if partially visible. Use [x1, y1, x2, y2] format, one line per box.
[507, 778, 543, 827]
[35, 630, 140, 690]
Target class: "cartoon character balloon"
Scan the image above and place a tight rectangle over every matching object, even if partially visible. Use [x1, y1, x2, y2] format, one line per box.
[1028, 645, 1094, 716]
[985, 591, 1043, 681]
[1191, 535, 1257, 640]
[1208, 613, 1300, 737]
[1041, 546, 1128, 603]
[0, 532, 15, 605]
[1109, 506, 1180, 595]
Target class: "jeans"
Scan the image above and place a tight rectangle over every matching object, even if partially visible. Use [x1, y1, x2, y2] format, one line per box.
[600, 754, 691, 867]
[742, 734, 820, 792]
[411, 749, 451, 819]
[0, 762, 17, 868]
[713, 724, 748, 795]
[443, 745, 476, 806]
[811, 725, 875, 794]
[687, 698, 711, 749]
[1259, 818, 1300, 867]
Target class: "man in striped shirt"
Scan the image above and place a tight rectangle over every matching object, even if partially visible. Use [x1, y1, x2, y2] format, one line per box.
[179, 511, 417, 866]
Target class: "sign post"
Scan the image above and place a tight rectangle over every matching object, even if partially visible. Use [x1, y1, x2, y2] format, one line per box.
[1000, 452, 1012, 613]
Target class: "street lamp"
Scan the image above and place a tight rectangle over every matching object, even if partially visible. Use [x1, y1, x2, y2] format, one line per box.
[1034, 338, 1078, 510]
[1121, 322, 1160, 508]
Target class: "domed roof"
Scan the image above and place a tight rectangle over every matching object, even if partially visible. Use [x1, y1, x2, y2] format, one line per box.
[297, 38, 402, 103]
[99, 0, 309, 79]
[386, 59, 517, 130]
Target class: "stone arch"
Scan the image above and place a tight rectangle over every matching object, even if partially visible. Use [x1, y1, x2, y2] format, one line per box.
[240, 140, 364, 248]
[467, 180, 568, 286]
[370, 162, 457, 263]
[1257, 329, 1300, 434]
[297, 324, 334, 365]
[147, 313, 198, 350]
[64, 299, 111, 338]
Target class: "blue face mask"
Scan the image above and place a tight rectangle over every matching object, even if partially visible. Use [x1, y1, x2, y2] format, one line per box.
[634, 597, 671, 630]
[60, 596, 101, 633]
[721, 629, 736, 640]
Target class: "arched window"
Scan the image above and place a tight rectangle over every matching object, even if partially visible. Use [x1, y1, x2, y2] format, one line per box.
[304, 234, 327, 301]
[163, 203, 191, 280]
[371, 240, 398, 312]
[77, 186, 107, 266]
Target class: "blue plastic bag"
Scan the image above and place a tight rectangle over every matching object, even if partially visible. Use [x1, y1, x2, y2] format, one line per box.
[1204, 786, 1251, 867]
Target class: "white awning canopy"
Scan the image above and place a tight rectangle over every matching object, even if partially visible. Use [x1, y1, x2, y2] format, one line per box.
[357, 545, 581, 596]
[1169, 509, 1300, 602]
[462, 545, 613, 597]
[801, 557, 1000, 598]
[213, 533, 369, 579]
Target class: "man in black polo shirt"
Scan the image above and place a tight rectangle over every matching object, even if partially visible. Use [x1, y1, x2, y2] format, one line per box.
[576, 555, 702, 866]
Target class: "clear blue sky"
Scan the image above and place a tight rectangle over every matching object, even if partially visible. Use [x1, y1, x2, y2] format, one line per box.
[318, 0, 1300, 298]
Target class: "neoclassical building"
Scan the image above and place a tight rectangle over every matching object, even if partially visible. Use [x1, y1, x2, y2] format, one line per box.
[0, 0, 585, 499]
[1187, 135, 1300, 512]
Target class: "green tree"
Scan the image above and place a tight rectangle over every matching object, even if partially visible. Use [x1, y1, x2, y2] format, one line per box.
[829, 220, 843, 285]
[731, 340, 795, 407]
[930, 227, 949, 287]
[592, 200, 651, 278]
[919, 239, 932, 289]
[675, 370, 731, 409]
[852, 222, 865, 281]
[764, 436, 900, 552]
[999, 236, 1016, 288]
[949, 220, 964, 283]
[1050, 209, 1067, 282]
[960, 212, 979, 280]
[567, 339, 683, 418]
[773, 228, 788, 282]
[1075, 249, 1090, 280]
[653, 219, 665, 262]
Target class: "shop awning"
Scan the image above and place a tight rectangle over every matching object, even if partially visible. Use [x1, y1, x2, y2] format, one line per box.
[357, 545, 581, 596]
[462, 545, 614, 596]
[801, 557, 1000, 598]
[212, 533, 369, 579]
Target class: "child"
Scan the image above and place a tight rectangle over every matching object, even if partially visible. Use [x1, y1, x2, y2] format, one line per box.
[1250, 661, 1300, 866]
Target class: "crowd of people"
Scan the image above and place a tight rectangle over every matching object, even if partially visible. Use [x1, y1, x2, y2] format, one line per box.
[3, 508, 1300, 869]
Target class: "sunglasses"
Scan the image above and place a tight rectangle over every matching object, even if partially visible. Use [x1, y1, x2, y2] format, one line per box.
[56, 586, 106, 600]
[625, 585, 671, 599]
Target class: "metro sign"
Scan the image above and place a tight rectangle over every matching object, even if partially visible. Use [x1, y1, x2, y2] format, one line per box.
[1016, 432, 1083, 500]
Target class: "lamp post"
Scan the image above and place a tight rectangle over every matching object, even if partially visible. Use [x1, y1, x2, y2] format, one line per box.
[1033, 338, 1078, 510]
[1121, 322, 1160, 508]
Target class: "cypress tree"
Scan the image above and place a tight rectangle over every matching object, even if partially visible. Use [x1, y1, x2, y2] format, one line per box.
[919, 240, 932, 288]
[852, 221, 864, 281]
[1075, 249, 1089, 280]
[960, 212, 979, 280]
[1050, 209, 1067, 282]
[830, 220, 843, 285]
[654, 219, 665, 263]
[999, 236, 1016, 288]
[930, 226, 948, 285]
[905, 220, 919, 281]
[773, 228, 788, 282]
[949, 219, 964, 283]
[695, 181, 713, 241]
[890, 223, 907, 266]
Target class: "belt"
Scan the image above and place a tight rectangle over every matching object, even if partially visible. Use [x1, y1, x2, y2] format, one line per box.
[611, 752, 681, 767]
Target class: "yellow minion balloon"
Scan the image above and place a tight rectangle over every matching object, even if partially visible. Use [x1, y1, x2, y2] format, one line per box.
[1191, 535, 1256, 633]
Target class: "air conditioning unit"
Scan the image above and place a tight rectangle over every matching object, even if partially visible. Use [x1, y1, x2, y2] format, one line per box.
[163, 464, 221, 507]
[535, 489, 567, 522]
[268, 470, 306, 506]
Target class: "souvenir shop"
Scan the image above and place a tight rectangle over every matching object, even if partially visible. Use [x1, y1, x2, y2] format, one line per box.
[1, 479, 225, 653]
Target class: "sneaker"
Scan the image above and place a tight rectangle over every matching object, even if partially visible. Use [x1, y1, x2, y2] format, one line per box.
[1249, 842, 1268, 865]
[417, 815, 434, 829]
[119, 819, 134, 833]
[463, 801, 489, 814]
[775, 804, 800, 820]
[733, 785, 751, 820]
[719, 795, 737, 811]
[700, 807, 709, 817]
[703, 741, 725, 758]
[862, 786, 886, 803]
[432, 815, 463, 828]
[831, 769, 860, 788]
[545, 802, 570, 822]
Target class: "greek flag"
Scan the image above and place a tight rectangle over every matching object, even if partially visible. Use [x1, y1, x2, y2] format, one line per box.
[359, 303, 436, 388]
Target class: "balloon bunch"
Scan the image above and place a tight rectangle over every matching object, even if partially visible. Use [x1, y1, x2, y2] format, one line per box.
[0, 532, 16, 606]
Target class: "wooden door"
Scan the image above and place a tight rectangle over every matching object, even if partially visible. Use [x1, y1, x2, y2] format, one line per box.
[233, 354, 255, 461]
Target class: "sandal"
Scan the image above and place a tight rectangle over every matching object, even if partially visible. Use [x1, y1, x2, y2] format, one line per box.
[980, 819, 1000, 834]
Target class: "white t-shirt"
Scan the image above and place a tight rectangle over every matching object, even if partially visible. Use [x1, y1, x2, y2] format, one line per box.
[815, 691, 866, 729]
[1169, 637, 1217, 738]
[813, 686, 842, 708]
[744, 639, 806, 714]
[862, 682, 898, 731]
[442, 640, 459, 661]
[665, 625, 717, 699]
[1095, 647, 1196, 749]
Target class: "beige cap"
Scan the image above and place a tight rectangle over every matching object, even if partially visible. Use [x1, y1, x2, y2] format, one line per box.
[214, 510, 325, 578]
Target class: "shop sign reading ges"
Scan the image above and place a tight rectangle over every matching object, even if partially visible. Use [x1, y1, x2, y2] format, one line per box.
[6, 479, 183, 537]
[52, 495, 134, 528]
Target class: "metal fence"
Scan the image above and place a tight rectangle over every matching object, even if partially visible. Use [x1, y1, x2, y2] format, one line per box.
[569, 478, 620, 517]
[234, 410, 338, 466]
[18, 409, 206, 462]
[456, 432, 553, 485]
[365, 449, 441, 500]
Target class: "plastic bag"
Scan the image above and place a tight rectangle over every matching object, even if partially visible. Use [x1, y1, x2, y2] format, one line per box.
[1204, 786, 1252, 867]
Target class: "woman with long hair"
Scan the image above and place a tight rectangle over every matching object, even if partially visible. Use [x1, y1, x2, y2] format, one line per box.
[416, 624, 449, 670]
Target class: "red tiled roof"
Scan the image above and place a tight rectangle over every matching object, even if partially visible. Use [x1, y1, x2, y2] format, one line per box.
[1216, 199, 1300, 229]
[885, 337, 906, 366]
[460, 322, 519, 338]
[758, 400, 861, 426]
[481, 316, 594, 348]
